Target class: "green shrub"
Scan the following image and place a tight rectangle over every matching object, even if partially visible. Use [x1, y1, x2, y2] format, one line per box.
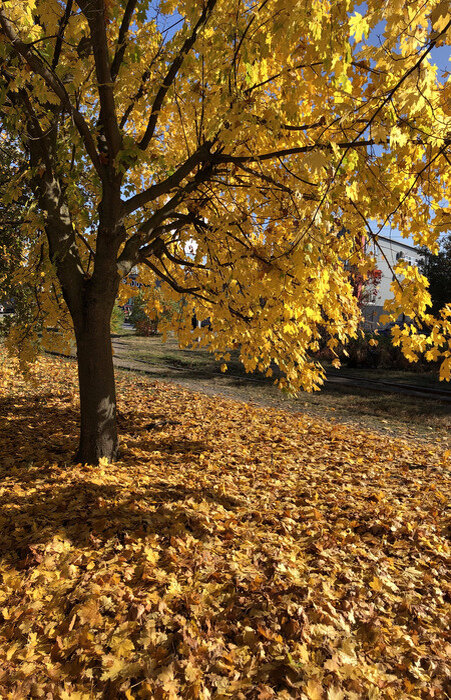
[129, 291, 181, 336]
[129, 294, 158, 336]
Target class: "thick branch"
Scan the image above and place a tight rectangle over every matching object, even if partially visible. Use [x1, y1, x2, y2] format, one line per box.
[139, 164, 214, 235]
[139, 0, 218, 150]
[111, 0, 138, 81]
[77, 0, 122, 158]
[117, 164, 214, 276]
[124, 142, 212, 214]
[26, 124, 85, 317]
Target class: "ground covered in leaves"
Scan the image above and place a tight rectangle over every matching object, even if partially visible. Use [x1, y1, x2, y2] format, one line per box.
[0, 353, 450, 699]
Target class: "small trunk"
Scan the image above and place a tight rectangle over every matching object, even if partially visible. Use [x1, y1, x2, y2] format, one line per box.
[74, 311, 118, 464]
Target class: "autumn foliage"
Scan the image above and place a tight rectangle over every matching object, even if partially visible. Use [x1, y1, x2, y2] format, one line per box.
[0, 0, 450, 461]
[1, 352, 449, 698]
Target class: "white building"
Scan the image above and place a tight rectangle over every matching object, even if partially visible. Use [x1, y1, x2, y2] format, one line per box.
[362, 235, 422, 328]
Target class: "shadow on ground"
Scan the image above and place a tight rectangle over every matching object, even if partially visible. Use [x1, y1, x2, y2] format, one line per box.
[0, 394, 242, 566]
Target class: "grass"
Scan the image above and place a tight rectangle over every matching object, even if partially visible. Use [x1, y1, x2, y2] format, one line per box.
[1, 327, 449, 443]
[325, 365, 444, 389]
[113, 333, 245, 373]
[111, 332, 450, 444]
[114, 332, 446, 387]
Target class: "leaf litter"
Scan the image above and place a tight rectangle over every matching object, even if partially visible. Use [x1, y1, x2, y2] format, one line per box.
[0, 352, 450, 699]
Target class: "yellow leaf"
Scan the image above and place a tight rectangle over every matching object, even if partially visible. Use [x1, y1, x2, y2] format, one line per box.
[369, 576, 383, 592]
[306, 678, 323, 700]
[349, 11, 369, 43]
[101, 656, 128, 682]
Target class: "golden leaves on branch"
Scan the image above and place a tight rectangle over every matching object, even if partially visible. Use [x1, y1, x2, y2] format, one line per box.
[1, 0, 451, 388]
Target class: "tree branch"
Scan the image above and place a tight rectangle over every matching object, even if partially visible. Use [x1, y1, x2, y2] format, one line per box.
[20, 105, 85, 316]
[111, 0, 138, 81]
[123, 142, 212, 214]
[51, 0, 73, 70]
[332, 17, 451, 186]
[212, 140, 381, 164]
[232, 161, 294, 193]
[117, 163, 214, 276]
[140, 235, 207, 269]
[138, 0, 218, 150]
[119, 68, 151, 129]
[161, 245, 208, 269]
[244, 61, 323, 95]
[139, 257, 209, 299]
[140, 163, 214, 236]
[77, 0, 122, 159]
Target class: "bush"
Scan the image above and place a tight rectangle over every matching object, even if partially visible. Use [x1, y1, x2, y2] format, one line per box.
[342, 332, 423, 371]
[129, 291, 181, 336]
[134, 316, 159, 336]
[344, 334, 380, 368]
[129, 294, 158, 336]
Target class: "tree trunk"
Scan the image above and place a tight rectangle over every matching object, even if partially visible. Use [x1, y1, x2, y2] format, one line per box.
[74, 309, 118, 464]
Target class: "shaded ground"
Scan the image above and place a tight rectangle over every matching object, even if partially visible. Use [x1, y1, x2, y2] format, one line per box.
[111, 333, 451, 445]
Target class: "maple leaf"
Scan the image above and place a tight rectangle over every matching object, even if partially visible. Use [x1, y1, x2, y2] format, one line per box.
[349, 12, 370, 43]
[100, 655, 128, 682]
[0, 352, 449, 697]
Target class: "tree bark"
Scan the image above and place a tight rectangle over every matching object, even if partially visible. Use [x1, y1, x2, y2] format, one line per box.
[74, 307, 118, 464]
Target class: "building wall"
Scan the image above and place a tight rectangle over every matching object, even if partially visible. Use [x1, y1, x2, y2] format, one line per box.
[363, 236, 422, 327]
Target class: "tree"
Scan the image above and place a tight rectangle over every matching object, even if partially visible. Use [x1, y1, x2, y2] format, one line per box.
[417, 235, 451, 315]
[110, 301, 125, 334]
[0, 0, 450, 463]
[351, 267, 382, 308]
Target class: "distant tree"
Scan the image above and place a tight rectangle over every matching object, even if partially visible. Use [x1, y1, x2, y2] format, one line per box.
[350, 267, 382, 309]
[417, 235, 451, 315]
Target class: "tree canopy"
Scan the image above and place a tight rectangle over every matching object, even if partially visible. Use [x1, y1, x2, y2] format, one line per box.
[0, 0, 450, 460]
